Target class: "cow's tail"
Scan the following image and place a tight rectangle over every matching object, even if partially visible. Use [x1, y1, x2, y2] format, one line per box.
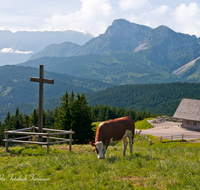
[132, 120, 135, 141]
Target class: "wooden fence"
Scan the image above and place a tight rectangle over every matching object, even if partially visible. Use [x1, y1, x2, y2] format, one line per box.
[135, 131, 200, 145]
[3, 126, 75, 153]
[135, 131, 152, 144]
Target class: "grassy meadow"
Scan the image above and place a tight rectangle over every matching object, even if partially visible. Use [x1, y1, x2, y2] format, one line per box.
[0, 119, 200, 189]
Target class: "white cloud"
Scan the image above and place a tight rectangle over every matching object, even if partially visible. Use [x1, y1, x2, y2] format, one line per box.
[44, 0, 113, 35]
[1, 0, 200, 38]
[0, 47, 33, 54]
[14, 50, 33, 54]
[119, 0, 150, 10]
[173, 3, 198, 23]
[172, 3, 200, 36]
[101, 3, 113, 17]
[151, 5, 169, 16]
[0, 48, 14, 53]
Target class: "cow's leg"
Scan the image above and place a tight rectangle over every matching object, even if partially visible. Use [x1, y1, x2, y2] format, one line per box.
[129, 135, 133, 154]
[102, 140, 110, 158]
[103, 145, 107, 158]
[122, 137, 128, 156]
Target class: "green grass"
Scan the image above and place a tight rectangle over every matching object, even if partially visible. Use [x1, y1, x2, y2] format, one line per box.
[135, 118, 154, 130]
[0, 136, 200, 190]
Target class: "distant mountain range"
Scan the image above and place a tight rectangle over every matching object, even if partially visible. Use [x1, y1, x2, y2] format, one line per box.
[28, 19, 200, 65]
[2, 18, 200, 120]
[18, 19, 200, 85]
[0, 30, 93, 65]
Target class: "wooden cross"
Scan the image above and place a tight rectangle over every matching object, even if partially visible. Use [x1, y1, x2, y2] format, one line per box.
[30, 65, 54, 134]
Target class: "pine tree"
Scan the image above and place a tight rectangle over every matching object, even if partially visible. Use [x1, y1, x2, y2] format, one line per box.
[97, 105, 106, 121]
[105, 106, 111, 120]
[70, 93, 94, 144]
[14, 107, 20, 130]
[55, 91, 71, 130]
[3, 111, 11, 130]
[45, 109, 55, 128]
[30, 108, 38, 126]
[22, 114, 29, 128]
[55, 91, 94, 144]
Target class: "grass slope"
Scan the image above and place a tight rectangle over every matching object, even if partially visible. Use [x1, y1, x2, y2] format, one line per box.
[0, 138, 200, 189]
[135, 119, 154, 129]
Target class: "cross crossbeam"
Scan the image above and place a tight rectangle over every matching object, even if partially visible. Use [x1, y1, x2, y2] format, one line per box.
[30, 65, 54, 135]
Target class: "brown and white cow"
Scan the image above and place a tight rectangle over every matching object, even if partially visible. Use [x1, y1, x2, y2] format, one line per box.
[89, 116, 135, 159]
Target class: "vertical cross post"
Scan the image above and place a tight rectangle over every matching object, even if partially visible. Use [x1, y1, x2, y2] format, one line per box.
[30, 65, 54, 141]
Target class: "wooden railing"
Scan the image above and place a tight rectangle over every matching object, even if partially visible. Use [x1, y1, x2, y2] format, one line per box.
[4, 126, 75, 153]
[135, 131, 152, 145]
[135, 131, 200, 145]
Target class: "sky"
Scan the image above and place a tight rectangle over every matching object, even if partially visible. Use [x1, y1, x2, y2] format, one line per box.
[1, 0, 200, 37]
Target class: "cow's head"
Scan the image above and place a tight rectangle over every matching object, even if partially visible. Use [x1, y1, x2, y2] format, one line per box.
[89, 141, 106, 159]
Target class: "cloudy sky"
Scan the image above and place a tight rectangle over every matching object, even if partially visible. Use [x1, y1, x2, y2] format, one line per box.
[1, 0, 200, 37]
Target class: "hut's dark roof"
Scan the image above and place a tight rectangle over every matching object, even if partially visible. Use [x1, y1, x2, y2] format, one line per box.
[173, 98, 200, 121]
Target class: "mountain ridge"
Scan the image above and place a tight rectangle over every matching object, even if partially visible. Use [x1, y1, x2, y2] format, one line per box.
[28, 19, 200, 63]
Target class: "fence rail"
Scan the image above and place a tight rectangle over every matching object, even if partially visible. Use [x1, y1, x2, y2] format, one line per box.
[3, 126, 75, 153]
[135, 131, 151, 144]
[135, 131, 200, 145]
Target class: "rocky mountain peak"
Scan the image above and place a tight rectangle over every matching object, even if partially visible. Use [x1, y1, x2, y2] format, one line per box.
[105, 19, 152, 38]
[28, 19, 200, 64]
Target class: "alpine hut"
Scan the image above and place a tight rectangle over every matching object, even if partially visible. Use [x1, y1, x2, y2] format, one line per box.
[173, 98, 200, 129]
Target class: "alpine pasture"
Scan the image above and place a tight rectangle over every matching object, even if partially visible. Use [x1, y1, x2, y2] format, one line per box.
[0, 119, 200, 189]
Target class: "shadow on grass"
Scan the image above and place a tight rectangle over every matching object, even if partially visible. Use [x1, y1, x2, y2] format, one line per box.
[8, 146, 46, 156]
[106, 151, 159, 164]
[3, 144, 64, 157]
[106, 155, 121, 163]
[160, 139, 187, 144]
[133, 152, 159, 162]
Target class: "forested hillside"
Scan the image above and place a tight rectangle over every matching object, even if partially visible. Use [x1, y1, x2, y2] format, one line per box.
[86, 82, 200, 116]
[0, 65, 112, 106]
[0, 65, 112, 120]
[1, 82, 200, 121]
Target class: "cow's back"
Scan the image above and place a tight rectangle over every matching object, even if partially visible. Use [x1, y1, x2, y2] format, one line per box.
[95, 116, 135, 142]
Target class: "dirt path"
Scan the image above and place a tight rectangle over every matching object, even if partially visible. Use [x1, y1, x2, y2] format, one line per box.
[136, 121, 200, 140]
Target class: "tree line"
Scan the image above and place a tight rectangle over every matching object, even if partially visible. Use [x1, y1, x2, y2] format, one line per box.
[86, 82, 200, 116]
[0, 91, 156, 146]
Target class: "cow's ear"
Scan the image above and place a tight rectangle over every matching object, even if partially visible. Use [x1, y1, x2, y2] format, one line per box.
[89, 142, 96, 147]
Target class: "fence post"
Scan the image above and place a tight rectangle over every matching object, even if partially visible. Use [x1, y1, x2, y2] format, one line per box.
[69, 129, 72, 151]
[32, 125, 35, 133]
[182, 134, 184, 141]
[5, 129, 8, 152]
[47, 131, 49, 154]
[160, 136, 162, 142]
[171, 135, 173, 141]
